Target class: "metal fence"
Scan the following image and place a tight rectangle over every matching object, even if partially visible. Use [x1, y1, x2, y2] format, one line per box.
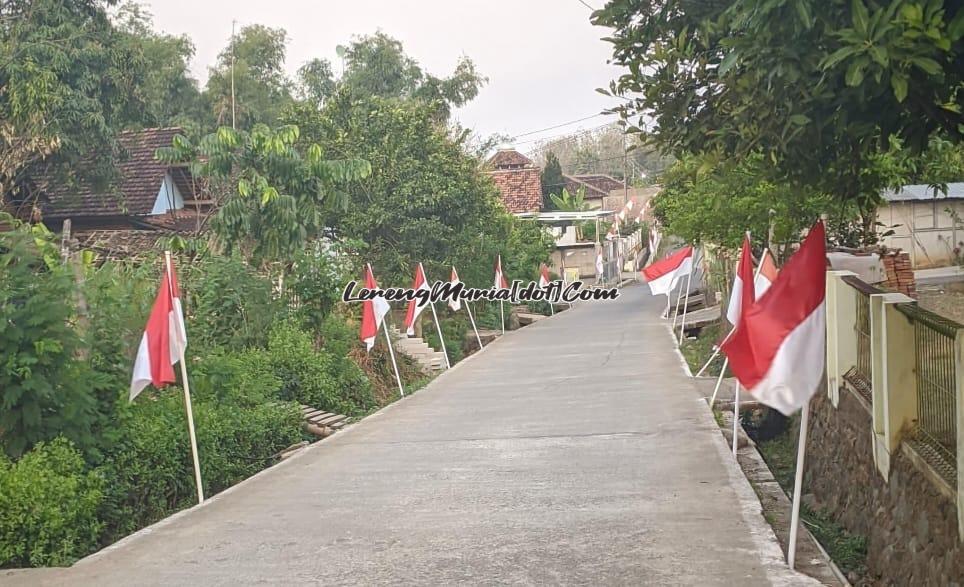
[896, 303, 961, 477]
[841, 276, 880, 403]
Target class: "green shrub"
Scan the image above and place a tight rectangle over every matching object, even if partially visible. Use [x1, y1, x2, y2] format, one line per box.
[97, 395, 303, 545]
[190, 348, 281, 406]
[0, 438, 104, 568]
[265, 320, 376, 416]
[424, 314, 468, 364]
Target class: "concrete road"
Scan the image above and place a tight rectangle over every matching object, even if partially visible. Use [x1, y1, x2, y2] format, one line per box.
[27, 284, 814, 586]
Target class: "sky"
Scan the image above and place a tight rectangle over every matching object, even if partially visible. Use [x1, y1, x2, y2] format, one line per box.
[141, 0, 625, 150]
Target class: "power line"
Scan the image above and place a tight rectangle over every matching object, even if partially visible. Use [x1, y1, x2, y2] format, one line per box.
[512, 113, 608, 139]
[576, 0, 596, 10]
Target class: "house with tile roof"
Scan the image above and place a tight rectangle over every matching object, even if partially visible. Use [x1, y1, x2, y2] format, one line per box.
[10, 127, 212, 258]
[485, 149, 543, 213]
[878, 182, 964, 268]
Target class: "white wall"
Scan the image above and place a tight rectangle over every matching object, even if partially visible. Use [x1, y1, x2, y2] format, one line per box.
[878, 200, 964, 268]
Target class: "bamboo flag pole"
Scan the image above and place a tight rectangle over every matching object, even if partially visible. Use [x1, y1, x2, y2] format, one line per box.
[671, 277, 685, 329]
[787, 400, 812, 569]
[677, 268, 694, 344]
[382, 320, 405, 397]
[165, 252, 204, 504]
[500, 300, 505, 335]
[732, 381, 741, 456]
[421, 264, 450, 369]
[465, 300, 483, 350]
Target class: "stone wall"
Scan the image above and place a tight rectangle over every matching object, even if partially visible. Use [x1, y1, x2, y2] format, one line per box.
[806, 388, 963, 585]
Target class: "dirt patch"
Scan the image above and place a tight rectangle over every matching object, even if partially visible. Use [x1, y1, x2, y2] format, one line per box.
[917, 282, 964, 324]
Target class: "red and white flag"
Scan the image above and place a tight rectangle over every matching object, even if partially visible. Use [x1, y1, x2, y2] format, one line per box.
[538, 263, 551, 288]
[641, 245, 693, 296]
[721, 221, 827, 415]
[360, 264, 391, 351]
[130, 257, 188, 401]
[755, 249, 779, 297]
[448, 266, 462, 312]
[494, 255, 508, 289]
[403, 263, 431, 336]
[726, 235, 756, 326]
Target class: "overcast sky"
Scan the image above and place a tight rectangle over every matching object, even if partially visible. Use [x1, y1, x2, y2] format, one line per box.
[141, 0, 625, 149]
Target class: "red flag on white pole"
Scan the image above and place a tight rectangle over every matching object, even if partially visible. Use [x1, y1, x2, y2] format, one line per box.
[448, 266, 462, 312]
[754, 249, 779, 297]
[721, 221, 827, 416]
[493, 255, 508, 289]
[725, 234, 756, 327]
[130, 260, 187, 401]
[641, 245, 693, 296]
[360, 264, 391, 351]
[403, 263, 431, 336]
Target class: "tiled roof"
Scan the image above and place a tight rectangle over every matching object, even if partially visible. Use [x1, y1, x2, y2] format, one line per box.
[563, 174, 623, 199]
[490, 168, 542, 213]
[38, 128, 193, 220]
[881, 182, 964, 202]
[487, 150, 533, 169]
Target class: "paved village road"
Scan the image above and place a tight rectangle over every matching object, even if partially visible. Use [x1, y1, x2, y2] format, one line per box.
[18, 284, 816, 586]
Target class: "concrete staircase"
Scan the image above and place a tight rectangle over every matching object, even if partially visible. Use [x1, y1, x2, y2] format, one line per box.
[389, 327, 448, 373]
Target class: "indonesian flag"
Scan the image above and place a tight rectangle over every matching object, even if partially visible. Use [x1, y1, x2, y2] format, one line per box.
[360, 264, 391, 351]
[726, 235, 756, 326]
[538, 263, 551, 288]
[755, 249, 779, 297]
[448, 266, 462, 312]
[130, 257, 188, 401]
[403, 263, 431, 336]
[721, 221, 827, 415]
[595, 251, 604, 275]
[494, 255, 508, 289]
[642, 245, 693, 296]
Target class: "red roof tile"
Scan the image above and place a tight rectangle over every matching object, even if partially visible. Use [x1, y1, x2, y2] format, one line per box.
[487, 150, 533, 169]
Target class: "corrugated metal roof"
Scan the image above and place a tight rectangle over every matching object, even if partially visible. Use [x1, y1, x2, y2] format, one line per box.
[881, 182, 964, 202]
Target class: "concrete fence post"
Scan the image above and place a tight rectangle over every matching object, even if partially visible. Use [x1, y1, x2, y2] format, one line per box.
[871, 293, 917, 479]
[826, 271, 858, 408]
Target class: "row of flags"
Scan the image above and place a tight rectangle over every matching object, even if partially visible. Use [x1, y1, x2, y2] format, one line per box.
[641, 220, 828, 571]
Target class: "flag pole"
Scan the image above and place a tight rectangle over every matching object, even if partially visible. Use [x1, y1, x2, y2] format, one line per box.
[696, 346, 721, 377]
[787, 400, 811, 569]
[500, 300, 505, 335]
[381, 320, 405, 397]
[678, 268, 693, 344]
[732, 380, 741, 456]
[465, 300, 483, 350]
[165, 251, 204, 504]
[671, 278, 684, 329]
[708, 357, 728, 408]
[428, 300, 450, 369]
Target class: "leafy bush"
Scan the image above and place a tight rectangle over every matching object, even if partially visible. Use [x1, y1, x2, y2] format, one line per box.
[424, 314, 468, 364]
[97, 395, 302, 544]
[0, 231, 110, 459]
[0, 438, 104, 568]
[190, 348, 281, 406]
[265, 321, 376, 416]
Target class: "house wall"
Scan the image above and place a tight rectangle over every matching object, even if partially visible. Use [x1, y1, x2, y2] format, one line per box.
[878, 200, 964, 268]
[551, 244, 598, 279]
[150, 172, 185, 215]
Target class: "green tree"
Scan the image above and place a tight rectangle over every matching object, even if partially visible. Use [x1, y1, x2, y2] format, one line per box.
[541, 151, 565, 209]
[0, 0, 150, 204]
[205, 24, 294, 129]
[297, 58, 337, 105]
[340, 32, 486, 120]
[593, 0, 964, 212]
[157, 125, 371, 264]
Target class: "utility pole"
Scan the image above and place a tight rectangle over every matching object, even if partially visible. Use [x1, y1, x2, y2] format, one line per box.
[231, 20, 237, 130]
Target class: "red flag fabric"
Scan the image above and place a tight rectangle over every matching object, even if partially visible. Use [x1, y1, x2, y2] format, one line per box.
[721, 221, 827, 415]
[130, 258, 186, 401]
[726, 235, 756, 327]
[494, 255, 508, 289]
[641, 245, 693, 296]
[360, 264, 391, 351]
[403, 263, 431, 336]
[754, 249, 779, 297]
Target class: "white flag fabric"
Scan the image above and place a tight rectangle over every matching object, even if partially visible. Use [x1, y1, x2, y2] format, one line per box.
[726, 235, 755, 327]
[448, 266, 462, 312]
[360, 264, 391, 352]
[130, 258, 186, 401]
[641, 246, 693, 296]
[754, 249, 779, 298]
[403, 263, 431, 336]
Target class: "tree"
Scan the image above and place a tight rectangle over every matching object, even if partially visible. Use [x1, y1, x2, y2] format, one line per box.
[340, 32, 486, 120]
[114, 2, 207, 134]
[287, 90, 551, 286]
[297, 58, 336, 105]
[157, 125, 371, 264]
[0, 0, 150, 205]
[540, 151, 565, 209]
[205, 24, 294, 129]
[593, 1, 964, 211]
